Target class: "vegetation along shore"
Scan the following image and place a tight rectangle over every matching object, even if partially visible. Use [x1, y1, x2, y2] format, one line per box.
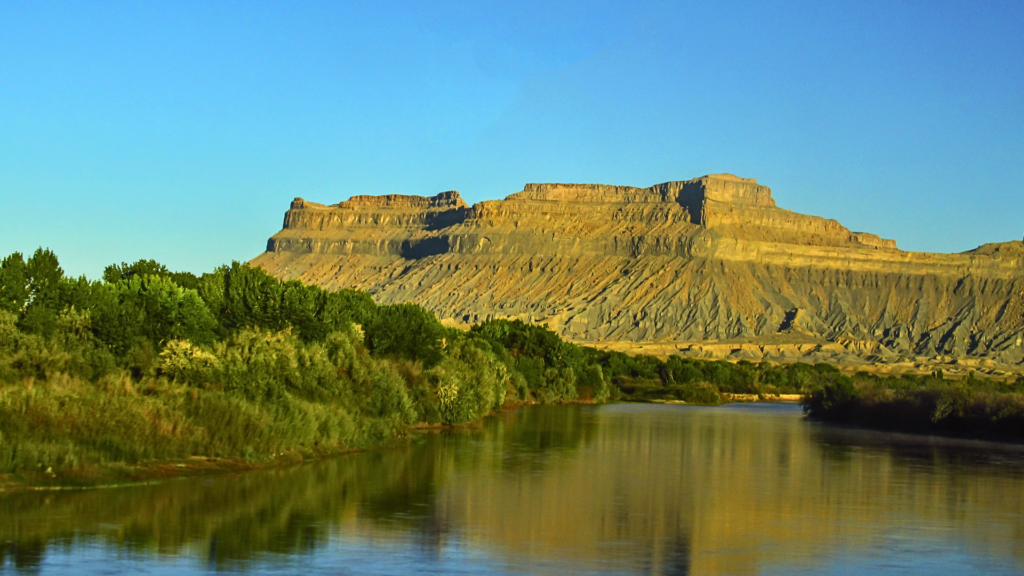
[1, 248, 1022, 488]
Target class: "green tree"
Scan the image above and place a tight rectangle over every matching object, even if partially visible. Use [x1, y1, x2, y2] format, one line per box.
[25, 248, 63, 306]
[0, 252, 29, 313]
[17, 248, 65, 335]
[471, 319, 576, 368]
[198, 262, 373, 341]
[664, 356, 703, 384]
[104, 259, 200, 290]
[364, 303, 446, 367]
[92, 275, 217, 354]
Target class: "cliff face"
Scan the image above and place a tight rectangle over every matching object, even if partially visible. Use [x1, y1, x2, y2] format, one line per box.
[253, 174, 1024, 369]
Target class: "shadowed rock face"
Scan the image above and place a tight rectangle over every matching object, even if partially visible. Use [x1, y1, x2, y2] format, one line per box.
[253, 174, 1024, 368]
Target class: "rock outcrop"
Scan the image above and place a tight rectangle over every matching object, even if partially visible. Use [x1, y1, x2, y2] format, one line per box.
[253, 174, 1024, 370]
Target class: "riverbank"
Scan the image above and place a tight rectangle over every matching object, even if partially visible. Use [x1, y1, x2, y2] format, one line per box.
[6, 402, 1024, 576]
[0, 398, 560, 491]
[583, 339, 1024, 381]
[802, 376, 1024, 442]
[0, 454, 297, 492]
[645, 393, 803, 405]
[0, 254, 608, 489]
[0, 390, 790, 491]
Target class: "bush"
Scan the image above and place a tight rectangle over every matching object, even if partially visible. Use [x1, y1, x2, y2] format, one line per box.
[363, 303, 446, 368]
[0, 309, 115, 383]
[802, 372, 1024, 440]
[576, 364, 610, 402]
[426, 338, 509, 424]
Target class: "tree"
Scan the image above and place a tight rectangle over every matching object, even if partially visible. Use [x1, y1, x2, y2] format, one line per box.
[470, 319, 572, 367]
[364, 303, 446, 367]
[211, 262, 290, 332]
[25, 248, 64, 306]
[92, 275, 217, 354]
[103, 259, 200, 290]
[16, 248, 65, 335]
[0, 252, 29, 313]
[199, 262, 374, 341]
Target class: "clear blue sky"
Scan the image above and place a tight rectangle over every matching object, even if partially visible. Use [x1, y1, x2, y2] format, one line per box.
[1, 0, 1022, 278]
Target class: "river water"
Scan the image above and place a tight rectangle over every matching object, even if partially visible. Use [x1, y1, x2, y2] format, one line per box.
[3, 403, 1024, 575]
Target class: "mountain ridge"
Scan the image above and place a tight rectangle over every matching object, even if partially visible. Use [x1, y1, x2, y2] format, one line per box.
[252, 174, 1024, 373]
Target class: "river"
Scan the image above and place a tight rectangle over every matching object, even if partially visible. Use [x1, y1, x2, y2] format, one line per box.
[2, 403, 1024, 575]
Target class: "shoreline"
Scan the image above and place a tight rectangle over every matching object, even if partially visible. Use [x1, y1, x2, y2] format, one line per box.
[807, 416, 1024, 449]
[0, 397, 700, 492]
[0, 401, 548, 492]
[582, 340, 1023, 381]
[8, 395, 1024, 493]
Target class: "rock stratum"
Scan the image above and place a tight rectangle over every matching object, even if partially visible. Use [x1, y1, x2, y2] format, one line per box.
[252, 174, 1024, 374]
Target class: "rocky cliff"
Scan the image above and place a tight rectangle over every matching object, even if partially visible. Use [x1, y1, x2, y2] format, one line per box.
[253, 174, 1024, 372]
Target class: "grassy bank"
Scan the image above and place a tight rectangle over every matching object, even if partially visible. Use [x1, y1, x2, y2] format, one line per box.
[802, 372, 1024, 441]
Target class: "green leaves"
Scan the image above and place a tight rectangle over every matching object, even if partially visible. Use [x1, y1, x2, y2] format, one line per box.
[103, 259, 200, 290]
[0, 252, 29, 314]
[364, 303, 446, 368]
[471, 319, 569, 367]
[92, 275, 217, 354]
[201, 262, 375, 341]
[13, 248, 66, 336]
[25, 248, 63, 309]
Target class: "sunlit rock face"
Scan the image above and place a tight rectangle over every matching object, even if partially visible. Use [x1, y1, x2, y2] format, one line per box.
[253, 174, 1024, 367]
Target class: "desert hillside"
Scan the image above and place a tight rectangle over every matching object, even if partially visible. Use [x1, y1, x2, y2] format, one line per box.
[252, 174, 1024, 374]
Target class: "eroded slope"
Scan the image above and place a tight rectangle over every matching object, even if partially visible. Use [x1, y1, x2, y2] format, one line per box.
[253, 174, 1024, 370]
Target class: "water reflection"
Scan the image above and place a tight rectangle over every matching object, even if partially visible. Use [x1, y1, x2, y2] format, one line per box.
[1, 403, 1023, 574]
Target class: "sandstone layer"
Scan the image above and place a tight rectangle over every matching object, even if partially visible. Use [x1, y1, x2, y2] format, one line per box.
[252, 174, 1024, 372]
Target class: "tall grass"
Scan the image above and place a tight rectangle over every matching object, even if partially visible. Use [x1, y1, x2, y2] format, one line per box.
[0, 310, 480, 478]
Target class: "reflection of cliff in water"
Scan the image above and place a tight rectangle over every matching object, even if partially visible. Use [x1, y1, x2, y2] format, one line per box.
[435, 405, 1024, 574]
[2, 404, 1024, 575]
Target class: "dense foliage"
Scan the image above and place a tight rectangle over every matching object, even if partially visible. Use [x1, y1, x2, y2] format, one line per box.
[468, 319, 855, 405]
[803, 371, 1024, 439]
[0, 250, 603, 480]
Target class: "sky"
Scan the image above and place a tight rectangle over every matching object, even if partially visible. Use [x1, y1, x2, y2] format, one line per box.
[1, 0, 1022, 279]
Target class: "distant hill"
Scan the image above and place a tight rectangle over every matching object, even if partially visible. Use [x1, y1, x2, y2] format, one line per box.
[252, 174, 1024, 373]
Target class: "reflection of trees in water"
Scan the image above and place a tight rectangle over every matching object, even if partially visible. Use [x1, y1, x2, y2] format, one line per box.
[804, 420, 1024, 565]
[0, 451, 437, 570]
[0, 460, 357, 570]
[429, 405, 696, 575]
[663, 538, 692, 576]
[811, 422, 1024, 474]
[500, 404, 597, 454]
[0, 539, 45, 575]
[0, 405, 599, 572]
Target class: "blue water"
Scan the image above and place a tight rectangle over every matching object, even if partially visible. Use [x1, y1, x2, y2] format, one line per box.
[3, 403, 1024, 575]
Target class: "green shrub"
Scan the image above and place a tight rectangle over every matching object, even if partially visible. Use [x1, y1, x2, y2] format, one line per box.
[198, 262, 372, 342]
[364, 303, 446, 367]
[426, 338, 510, 424]
[0, 309, 115, 383]
[576, 364, 610, 402]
